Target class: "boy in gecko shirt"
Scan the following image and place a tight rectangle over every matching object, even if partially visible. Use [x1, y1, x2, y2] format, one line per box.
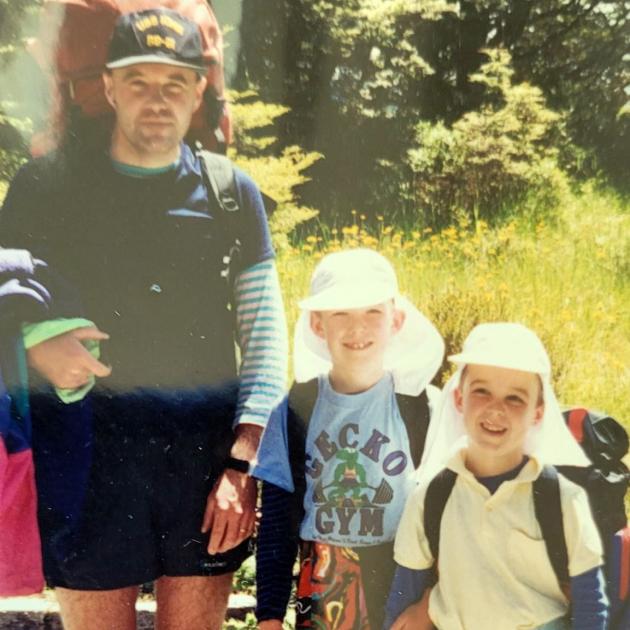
[254, 248, 444, 629]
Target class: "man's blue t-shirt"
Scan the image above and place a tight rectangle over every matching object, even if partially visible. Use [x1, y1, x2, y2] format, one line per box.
[0, 142, 274, 390]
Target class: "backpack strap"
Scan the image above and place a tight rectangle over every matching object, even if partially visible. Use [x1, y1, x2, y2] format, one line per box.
[423, 465, 572, 588]
[532, 465, 570, 588]
[197, 150, 239, 214]
[423, 468, 458, 562]
[287, 378, 320, 504]
[196, 149, 242, 291]
[395, 389, 430, 469]
[288, 379, 319, 431]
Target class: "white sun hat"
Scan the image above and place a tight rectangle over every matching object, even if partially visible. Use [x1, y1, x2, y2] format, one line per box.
[448, 322, 551, 374]
[418, 322, 590, 484]
[293, 248, 445, 396]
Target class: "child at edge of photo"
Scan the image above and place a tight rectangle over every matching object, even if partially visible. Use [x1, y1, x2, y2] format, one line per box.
[384, 322, 609, 630]
[252, 248, 445, 630]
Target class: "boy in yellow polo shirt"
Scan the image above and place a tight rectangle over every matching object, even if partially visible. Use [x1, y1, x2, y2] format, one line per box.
[384, 323, 608, 630]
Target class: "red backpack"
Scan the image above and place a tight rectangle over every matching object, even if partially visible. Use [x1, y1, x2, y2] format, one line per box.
[27, 0, 231, 156]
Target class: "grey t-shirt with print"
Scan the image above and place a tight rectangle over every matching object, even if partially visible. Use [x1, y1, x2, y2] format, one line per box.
[299, 372, 418, 547]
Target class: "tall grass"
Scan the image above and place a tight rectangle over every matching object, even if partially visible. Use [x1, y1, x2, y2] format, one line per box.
[277, 184, 630, 433]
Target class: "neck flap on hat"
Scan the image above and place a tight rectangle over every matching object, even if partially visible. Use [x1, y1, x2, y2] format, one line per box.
[417, 326, 590, 486]
[293, 295, 444, 396]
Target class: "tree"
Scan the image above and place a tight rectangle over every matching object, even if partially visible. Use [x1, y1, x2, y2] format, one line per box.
[237, 0, 629, 222]
[228, 90, 320, 248]
[237, 1, 466, 222]
[0, 0, 42, 182]
[0, 0, 38, 59]
[408, 49, 566, 226]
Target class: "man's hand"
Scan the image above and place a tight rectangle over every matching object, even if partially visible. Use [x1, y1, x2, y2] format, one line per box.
[201, 467, 257, 554]
[26, 326, 111, 389]
[201, 424, 263, 555]
[258, 620, 283, 630]
[390, 588, 433, 630]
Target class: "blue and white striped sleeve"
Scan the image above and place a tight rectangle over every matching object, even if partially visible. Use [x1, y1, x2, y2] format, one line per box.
[233, 259, 288, 428]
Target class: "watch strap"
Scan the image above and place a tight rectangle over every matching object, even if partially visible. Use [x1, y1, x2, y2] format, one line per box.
[224, 456, 252, 474]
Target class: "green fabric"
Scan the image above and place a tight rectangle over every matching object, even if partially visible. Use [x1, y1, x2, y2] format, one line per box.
[22, 318, 101, 404]
[22, 318, 94, 349]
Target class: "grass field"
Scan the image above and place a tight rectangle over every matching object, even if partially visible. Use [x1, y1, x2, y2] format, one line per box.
[277, 184, 630, 433]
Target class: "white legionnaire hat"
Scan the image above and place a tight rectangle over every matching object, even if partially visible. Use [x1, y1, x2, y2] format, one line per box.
[418, 322, 590, 484]
[293, 248, 445, 396]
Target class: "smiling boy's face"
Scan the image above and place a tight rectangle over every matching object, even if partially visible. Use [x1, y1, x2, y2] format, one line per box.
[310, 301, 405, 389]
[454, 364, 544, 475]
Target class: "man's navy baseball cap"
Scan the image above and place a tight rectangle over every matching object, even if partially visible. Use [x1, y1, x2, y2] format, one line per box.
[106, 8, 207, 74]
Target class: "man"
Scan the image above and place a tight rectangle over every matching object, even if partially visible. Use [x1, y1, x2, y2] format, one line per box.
[0, 8, 287, 630]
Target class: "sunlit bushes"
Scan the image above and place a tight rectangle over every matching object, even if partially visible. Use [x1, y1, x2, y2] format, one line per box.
[228, 90, 321, 249]
[407, 49, 569, 228]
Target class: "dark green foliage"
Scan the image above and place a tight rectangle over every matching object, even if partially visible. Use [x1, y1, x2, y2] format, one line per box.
[237, 0, 630, 222]
[0, 0, 41, 182]
[0, 0, 40, 58]
[407, 49, 567, 227]
[228, 90, 321, 248]
[0, 122, 28, 182]
[236, 1, 457, 222]
[506, 1, 629, 186]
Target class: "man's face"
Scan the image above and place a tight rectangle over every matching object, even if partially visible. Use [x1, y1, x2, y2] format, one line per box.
[310, 301, 405, 375]
[454, 364, 544, 472]
[103, 63, 206, 166]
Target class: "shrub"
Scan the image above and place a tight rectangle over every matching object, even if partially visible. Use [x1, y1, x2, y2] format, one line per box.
[407, 49, 568, 227]
[228, 90, 321, 249]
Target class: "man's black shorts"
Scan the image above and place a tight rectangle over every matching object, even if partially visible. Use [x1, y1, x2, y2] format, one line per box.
[32, 384, 252, 590]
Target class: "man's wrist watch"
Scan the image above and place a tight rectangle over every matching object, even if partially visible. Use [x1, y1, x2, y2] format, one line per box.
[224, 456, 255, 475]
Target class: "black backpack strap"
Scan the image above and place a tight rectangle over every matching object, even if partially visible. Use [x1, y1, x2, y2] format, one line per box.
[395, 389, 431, 469]
[423, 468, 458, 562]
[533, 465, 570, 588]
[286, 379, 319, 522]
[196, 149, 242, 290]
[288, 379, 319, 430]
[287, 378, 319, 483]
[197, 149, 240, 214]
